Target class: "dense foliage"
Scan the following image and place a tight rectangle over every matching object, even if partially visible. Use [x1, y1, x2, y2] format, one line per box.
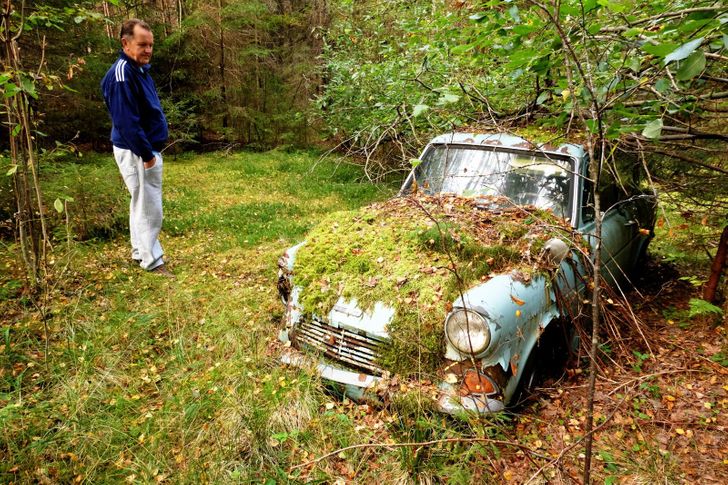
[318, 0, 727, 255]
[321, 1, 727, 159]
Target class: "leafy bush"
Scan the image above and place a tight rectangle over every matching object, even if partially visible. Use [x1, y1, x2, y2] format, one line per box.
[687, 298, 724, 321]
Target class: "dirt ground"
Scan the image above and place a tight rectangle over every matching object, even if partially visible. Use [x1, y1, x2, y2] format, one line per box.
[501, 260, 728, 483]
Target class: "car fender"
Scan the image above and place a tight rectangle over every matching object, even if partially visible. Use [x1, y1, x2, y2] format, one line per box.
[450, 274, 560, 369]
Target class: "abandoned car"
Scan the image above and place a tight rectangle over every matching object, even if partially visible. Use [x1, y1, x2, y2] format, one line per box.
[277, 132, 656, 414]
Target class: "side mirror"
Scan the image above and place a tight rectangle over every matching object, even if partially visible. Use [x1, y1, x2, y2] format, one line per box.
[543, 238, 570, 265]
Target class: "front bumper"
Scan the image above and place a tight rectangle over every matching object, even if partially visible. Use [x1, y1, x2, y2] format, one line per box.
[280, 348, 504, 414]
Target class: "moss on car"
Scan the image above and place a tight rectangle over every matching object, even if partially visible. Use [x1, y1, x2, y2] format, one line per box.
[293, 193, 576, 376]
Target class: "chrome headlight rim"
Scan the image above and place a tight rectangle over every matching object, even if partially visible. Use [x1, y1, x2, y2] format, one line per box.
[445, 308, 491, 355]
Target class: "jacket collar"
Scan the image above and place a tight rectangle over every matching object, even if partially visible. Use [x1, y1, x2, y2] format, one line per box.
[118, 50, 152, 73]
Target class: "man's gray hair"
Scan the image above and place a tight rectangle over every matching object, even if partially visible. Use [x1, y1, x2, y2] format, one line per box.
[120, 19, 151, 41]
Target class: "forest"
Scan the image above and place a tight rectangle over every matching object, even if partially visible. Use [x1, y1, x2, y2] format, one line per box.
[1, 0, 727, 483]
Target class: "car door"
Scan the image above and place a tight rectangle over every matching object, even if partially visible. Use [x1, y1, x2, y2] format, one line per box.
[577, 174, 633, 288]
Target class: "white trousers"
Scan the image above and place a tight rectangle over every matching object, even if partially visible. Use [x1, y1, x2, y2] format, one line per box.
[113, 146, 164, 270]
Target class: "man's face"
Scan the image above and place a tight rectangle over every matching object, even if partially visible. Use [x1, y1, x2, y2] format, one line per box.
[122, 25, 154, 66]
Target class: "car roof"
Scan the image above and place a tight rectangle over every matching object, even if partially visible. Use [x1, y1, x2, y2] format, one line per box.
[427, 132, 586, 161]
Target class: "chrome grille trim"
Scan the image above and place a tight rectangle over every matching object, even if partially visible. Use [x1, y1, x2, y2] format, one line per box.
[293, 317, 386, 375]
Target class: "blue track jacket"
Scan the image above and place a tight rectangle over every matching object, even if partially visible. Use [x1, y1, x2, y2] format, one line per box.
[101, 52, 168, 162]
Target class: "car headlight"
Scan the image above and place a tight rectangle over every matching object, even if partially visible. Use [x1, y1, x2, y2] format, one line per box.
[445, 309, 490, 355]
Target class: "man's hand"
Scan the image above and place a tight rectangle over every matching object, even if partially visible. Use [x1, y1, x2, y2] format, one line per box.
[144, 156, 156, 169]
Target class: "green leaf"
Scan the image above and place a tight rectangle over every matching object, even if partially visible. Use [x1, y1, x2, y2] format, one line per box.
[11, 124, 21, 137]
[587, 23, 602, 35]
[536, 91, 549, 105]
[642, 43, 678, 57]
[676, 51, 705, 80]
[438, 93, 460, 105]
[412, 104, 429, 117]
[688, 298, 723, 318]
[450, 44, 473, 55]
[3, 82, 20, 98]
[677, 19, 715, 34]
[597, 0, 627, 13]
[74, 16, 85, 24]
[642, 118, 663, 139]
[626, 57, 641, 73]
[508, 6, 520, 23]
[19, 76, 38, 99]
[6, 164, 18, 176]
[583, 0, 598, 13]
[409, 158, 422, 169]
[54, 198, 64, 213]
[664, 38, 703, 64]
[512, 25, 537, 35]
[654, 78, 670, 93]
[506, 49, 537, 69]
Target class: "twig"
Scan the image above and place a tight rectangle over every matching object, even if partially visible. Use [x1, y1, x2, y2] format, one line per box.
[605, 368, 707, 396]
[290, 436, 552, 471]
[524, 390, 631, 484]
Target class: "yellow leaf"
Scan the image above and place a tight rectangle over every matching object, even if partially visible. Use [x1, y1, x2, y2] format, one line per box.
[675, 428, 685, 435]
[561, 89, 571, 100]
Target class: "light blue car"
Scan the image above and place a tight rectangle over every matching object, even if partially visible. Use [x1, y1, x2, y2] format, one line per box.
[277, 132, 656, 414]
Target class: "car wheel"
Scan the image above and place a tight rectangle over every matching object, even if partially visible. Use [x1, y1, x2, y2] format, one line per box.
[511, 319, 572, 408]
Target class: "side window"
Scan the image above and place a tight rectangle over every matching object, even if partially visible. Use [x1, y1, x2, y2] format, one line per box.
[599, 183, 621, 211]
[581, 176, 594, 223]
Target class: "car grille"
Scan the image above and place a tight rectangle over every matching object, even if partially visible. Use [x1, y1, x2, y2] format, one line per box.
[293, 317, 387, 375]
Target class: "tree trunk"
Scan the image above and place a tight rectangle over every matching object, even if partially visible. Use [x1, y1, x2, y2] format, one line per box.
[704, 225, 728, 303]
[2, 0, 50, 287]
[102, 2, 113, 39]
[218, 0, 228, 128]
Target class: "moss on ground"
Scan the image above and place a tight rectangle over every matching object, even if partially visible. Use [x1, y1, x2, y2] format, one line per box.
[293, 193, 575, 376]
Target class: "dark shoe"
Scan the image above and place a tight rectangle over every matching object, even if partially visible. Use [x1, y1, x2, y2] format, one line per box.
[150, 264, 175, 278]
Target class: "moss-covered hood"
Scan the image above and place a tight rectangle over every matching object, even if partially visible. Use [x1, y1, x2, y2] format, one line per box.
[291, 193, 576, 374]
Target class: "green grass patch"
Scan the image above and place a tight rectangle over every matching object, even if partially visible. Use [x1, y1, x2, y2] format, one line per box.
[0, 149, 398, 483]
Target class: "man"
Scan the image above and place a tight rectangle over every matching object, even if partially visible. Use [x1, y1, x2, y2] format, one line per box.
[101, 19, 172, 276]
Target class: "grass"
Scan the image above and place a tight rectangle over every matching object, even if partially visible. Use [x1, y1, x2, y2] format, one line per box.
[0, 149, 400, 483]
[1, 150, 725, 483]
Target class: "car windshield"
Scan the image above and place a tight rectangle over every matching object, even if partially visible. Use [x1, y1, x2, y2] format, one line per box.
[410, 144, 573, 218]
